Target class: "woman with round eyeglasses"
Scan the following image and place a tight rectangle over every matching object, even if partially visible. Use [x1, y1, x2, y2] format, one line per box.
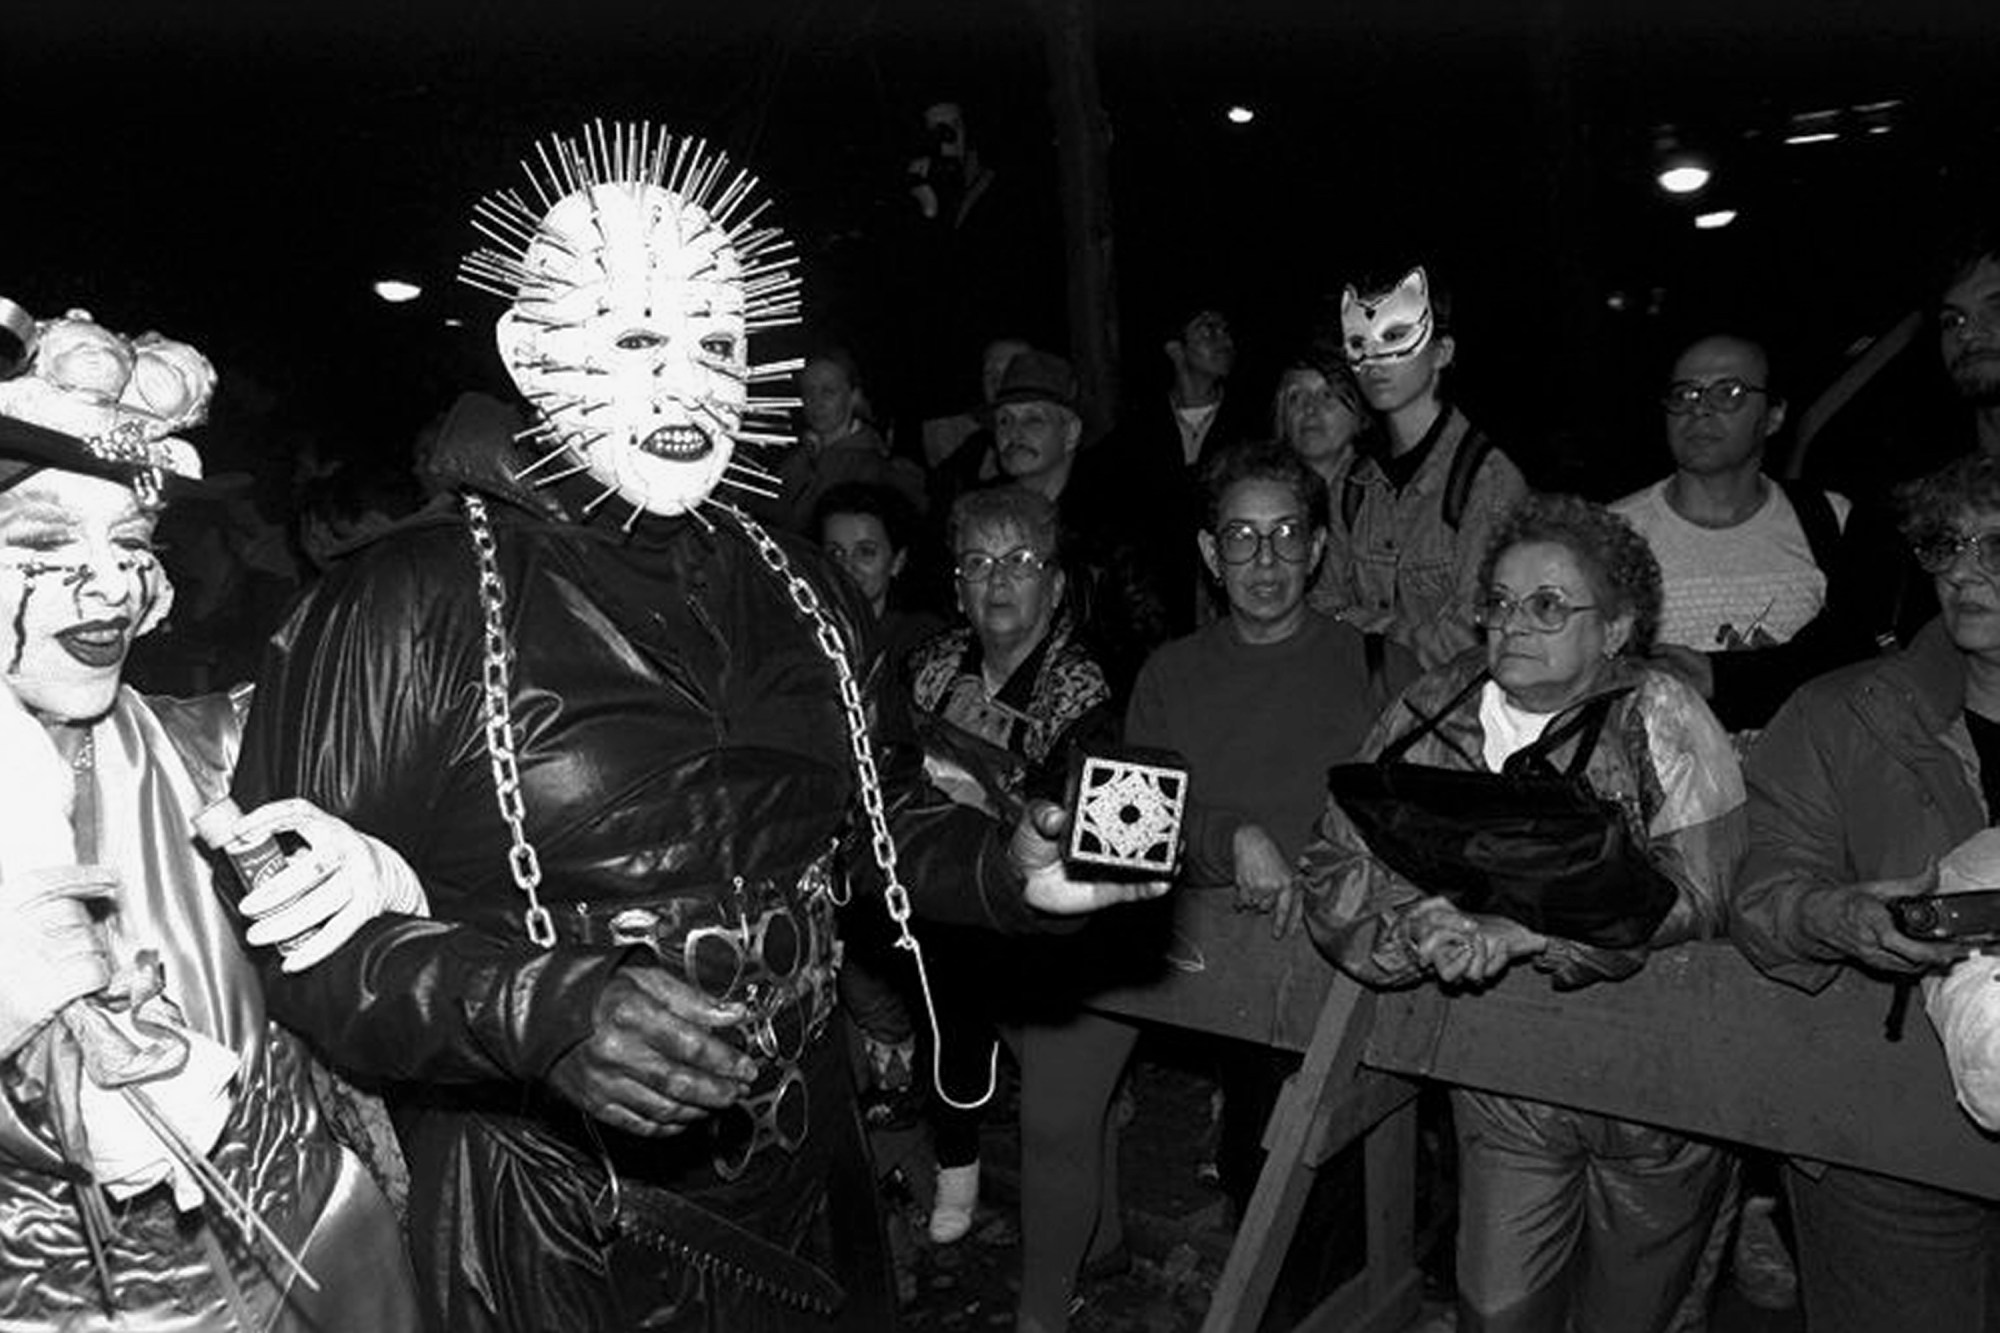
[905, 485, 1137, 1332]
[1736, 452, 2000, 1333]
[1297, 492, 1747, 1332]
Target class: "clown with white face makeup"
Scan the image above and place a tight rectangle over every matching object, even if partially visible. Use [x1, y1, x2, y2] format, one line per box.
[1314, 264, 1530, 670]
[233, 123, 1165, 1333]
[0, 305, 424, 1330]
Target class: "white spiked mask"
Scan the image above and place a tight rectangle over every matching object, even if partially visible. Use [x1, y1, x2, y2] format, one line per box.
[1340, 267, 1435, 368]
[465, 126, 801, 521]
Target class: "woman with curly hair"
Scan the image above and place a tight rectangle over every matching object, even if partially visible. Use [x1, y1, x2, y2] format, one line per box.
[1298, 492, 1747, 1333]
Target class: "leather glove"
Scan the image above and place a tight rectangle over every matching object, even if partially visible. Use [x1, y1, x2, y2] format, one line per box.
[200, 797, 429, 972]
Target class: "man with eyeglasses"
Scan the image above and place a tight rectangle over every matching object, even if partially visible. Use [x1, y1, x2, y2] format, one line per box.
[1614, 333, 1872, 733]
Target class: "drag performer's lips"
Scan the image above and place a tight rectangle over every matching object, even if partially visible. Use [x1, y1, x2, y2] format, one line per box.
[639, 424, 714, 462]
[57, 617, 131, 669]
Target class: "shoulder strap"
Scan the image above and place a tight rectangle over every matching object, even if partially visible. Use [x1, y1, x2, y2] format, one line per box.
[1506, 687, 1632, 780]
[1339, 461, 1368, 533]
[1380, 668, 1490, 766]
[1775, 477, 1841, 575]
[1442, 422, 1496, 532]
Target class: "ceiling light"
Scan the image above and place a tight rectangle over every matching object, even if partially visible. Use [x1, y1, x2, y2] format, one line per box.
[374, 279, 422, 304]
[1694, 210, 1738, 230]
[1225, 105, 1254, 126]
[1783, 131, 1839, 146]
[1657, 163, 1711, 195]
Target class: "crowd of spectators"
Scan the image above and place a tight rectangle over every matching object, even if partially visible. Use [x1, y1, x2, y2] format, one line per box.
[77, 207, 2000, 1333]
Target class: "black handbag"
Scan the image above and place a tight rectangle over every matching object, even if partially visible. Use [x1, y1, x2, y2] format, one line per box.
[1325, 672, 1680, 950]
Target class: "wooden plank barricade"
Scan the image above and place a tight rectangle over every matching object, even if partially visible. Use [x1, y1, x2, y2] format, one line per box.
[1093, 889, 2000, 1332]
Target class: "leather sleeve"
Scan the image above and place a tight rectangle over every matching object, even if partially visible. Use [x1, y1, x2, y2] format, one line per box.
[232, 530, 627, 1084]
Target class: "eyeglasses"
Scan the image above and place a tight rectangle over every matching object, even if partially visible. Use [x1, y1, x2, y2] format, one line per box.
[1912, 529, 2000, 577]
[1473, 589, 1600, 633]
[1215, 519, 1312, 565]
[1662, 378, 1769, 416]
[956, 547, 1050, 585]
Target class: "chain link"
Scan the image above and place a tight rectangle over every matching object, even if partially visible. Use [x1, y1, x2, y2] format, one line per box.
[712, 502, 992, 1108]
[463, 494, 558, 948]
[456, 493, 987, 1105]
[713, 502, 913, 932]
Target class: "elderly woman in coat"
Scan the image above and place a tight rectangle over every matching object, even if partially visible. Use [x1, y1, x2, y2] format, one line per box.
[1298, 492, 1746, 1333]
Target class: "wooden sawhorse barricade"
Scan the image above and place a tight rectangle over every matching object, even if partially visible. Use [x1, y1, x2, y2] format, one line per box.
[1095, 894, 2000, 1333]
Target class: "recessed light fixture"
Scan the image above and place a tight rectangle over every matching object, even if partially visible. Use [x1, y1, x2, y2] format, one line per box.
[374, 279, 422, 304]
[1225, 105, 1255, 126]
[1694, 209, 1738, 230]
[1657, 163, 1712, 195]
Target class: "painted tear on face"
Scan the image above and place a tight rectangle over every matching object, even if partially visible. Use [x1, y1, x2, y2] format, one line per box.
[463, 124, 804, 522]
[1340, 267, 1435, 368]
[0, 472, 171, 721]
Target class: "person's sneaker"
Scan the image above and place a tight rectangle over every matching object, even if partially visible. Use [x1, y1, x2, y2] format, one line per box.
[1731, 1194, 1799, 1311]
[929, 1161, 980, 1244]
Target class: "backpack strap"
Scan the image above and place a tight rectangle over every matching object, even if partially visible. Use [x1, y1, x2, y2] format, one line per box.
[1442, 421, 1496, 532]
[1774, 477, 1841, 576]
[1339, 461, 1368, 534]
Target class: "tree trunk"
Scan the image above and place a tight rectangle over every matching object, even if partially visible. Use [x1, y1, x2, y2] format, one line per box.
[1033, 0, 1120, 440]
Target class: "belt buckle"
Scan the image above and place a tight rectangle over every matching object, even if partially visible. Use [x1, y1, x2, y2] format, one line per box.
[607, 907, 665, 950]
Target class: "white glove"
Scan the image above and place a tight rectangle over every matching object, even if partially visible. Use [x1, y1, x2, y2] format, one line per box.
[0, 677, 77, 875]
[206, 798, 429, 972]
[1925, 954, 2000, 1133]
[0, 866, 118, 1059]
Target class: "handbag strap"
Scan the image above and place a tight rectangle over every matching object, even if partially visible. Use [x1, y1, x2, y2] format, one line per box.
[1379, 669, 1492, 767]
[1503, 687, 1632, 780]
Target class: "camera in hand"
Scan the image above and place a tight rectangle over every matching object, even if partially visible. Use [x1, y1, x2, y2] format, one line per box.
[1889, 889, 2000, 943]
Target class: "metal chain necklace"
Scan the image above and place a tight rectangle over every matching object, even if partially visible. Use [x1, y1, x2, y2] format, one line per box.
[463, 493, 556, 948]
[460, 493, 994, 1108]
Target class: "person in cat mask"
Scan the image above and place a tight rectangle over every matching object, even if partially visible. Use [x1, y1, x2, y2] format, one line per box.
[231, 123, 1165, 1333]
[1315, 265, 1528, 668]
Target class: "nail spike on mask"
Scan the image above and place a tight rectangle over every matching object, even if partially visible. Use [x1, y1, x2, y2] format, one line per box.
[747, 357, 807, 383]
[511, 438, 589, 482]
[717, 465, 783, 501]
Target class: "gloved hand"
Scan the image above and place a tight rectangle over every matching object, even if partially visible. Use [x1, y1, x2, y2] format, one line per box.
[206, 798, 429, 972]
[0, 679, 111, 1058]
[0, 865, 118, 1060]
[0, 676, 77, 876]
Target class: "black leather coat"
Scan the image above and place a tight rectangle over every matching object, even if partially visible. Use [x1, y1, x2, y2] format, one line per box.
[233, 398, 1040, 1331]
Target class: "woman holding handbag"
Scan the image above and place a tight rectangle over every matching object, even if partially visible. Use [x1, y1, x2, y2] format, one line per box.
[1298, 492, 1746, 1333]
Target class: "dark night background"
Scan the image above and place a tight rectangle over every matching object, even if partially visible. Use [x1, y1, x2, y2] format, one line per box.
[7, 0, 1997, 502]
